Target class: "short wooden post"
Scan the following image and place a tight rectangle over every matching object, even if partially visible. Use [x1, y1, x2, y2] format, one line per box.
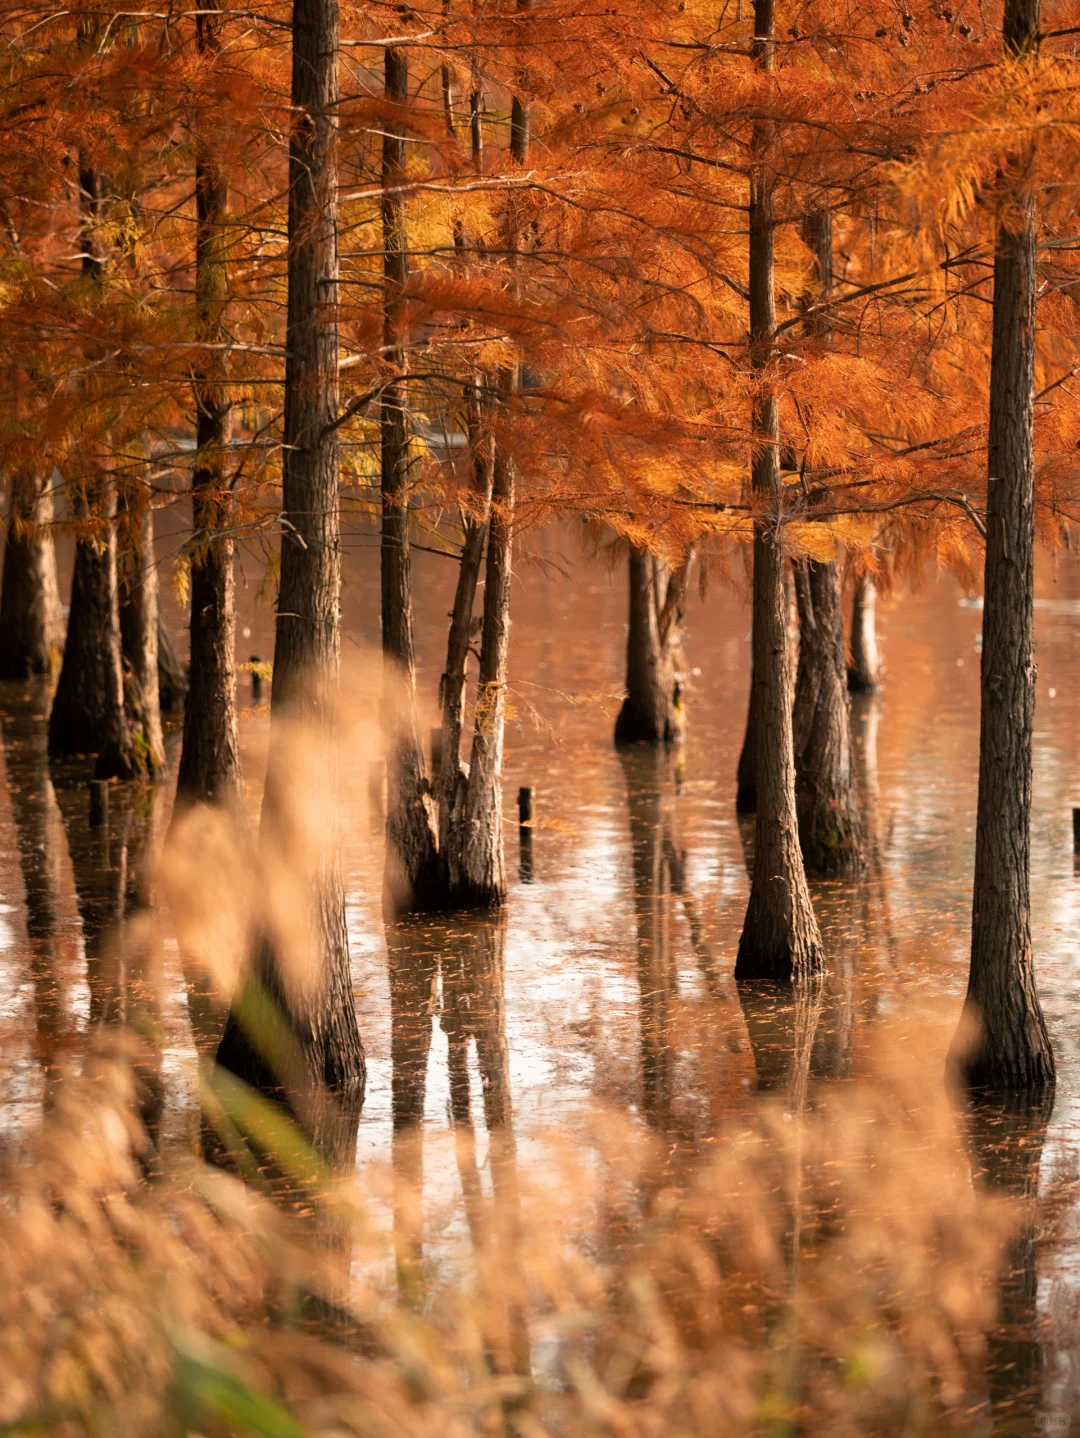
[430, 726, 443, 778]
[250, 655, 262, 703]
[518, 786, 534, 884]
[88, 779, 109, 829]
[1072, 807, 1080, 850]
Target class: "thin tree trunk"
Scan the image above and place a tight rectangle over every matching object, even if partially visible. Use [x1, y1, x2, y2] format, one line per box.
[118, 496, 165, 774]
[437, 380, 493, 893]
[847, 573, 881, 692]
[734, 0, 822, 983]
[49, 155, 138, 778]
[381, 39, 440, 914]
[0, 467, 63, 678]
[456, 445, 512, 906]
[449, 20, 529, 910]
[614, 546, 687, 746]
[953, 0, 1053, 1091]
[177, 0, 241, 808]
[212, 0, 364, 1166]
[792, 559, 862, 874]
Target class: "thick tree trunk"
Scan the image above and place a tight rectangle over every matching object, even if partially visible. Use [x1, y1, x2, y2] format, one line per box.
[953, 0, 1053, 1092]
[212, 0, 365, 1166]
[735, 0, 822, 983]
[614, 546, 687, 746]
[380, 41, 440, 914]
[177, 4, 241, 808]
[847, 574, 881, 692]
[118, 497, 165, 774]
[792, 559, 862, 874]
[0, 468, 63, 678]
[437, 381, 493, 893]
[48, 491, 138, 779]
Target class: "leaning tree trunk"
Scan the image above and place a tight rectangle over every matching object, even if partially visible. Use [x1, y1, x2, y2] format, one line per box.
[952, 0, 1053, 1092]
[118, 495, 165, 774]
[792, 559, 862, 874]
[212, 0, 365, 1168]
[177, 0, 242, 809]
[734, 0, 822, 984]
[380, 39, 440, 914]
[0, 467, 63, 678]
[614, 546, 688, 746]
[847, 573, 881, 692]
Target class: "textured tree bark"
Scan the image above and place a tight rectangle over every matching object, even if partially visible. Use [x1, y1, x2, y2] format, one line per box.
[48, 490, 138, 779]
[455, 447, 513, 907]
[792, 559, 862, 875]
[380, 40, 440, 914]
[735, 0, 823, 983]
[0, 468, 63, 678]
[952, 0, 1053, 1092]
[614, 546, 688, 746]
[212, 0, 365, 1168]
[177, 0, 241, 809]
[48, 155, 138, 778]
[437, 382, 493, 895]
[847, 574, 881, 692]
[118, 497, 165, 775]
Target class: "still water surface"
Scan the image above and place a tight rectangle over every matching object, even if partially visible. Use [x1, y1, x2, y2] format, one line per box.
[1, 531, 1079, 1425]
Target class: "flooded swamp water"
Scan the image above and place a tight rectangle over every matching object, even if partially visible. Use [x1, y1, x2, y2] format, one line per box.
[1, 528, 1080, 1429]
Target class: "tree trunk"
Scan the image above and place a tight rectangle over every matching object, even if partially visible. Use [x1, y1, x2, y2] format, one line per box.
[736, 670, 758, 812]
[734, 0, 823, 983]
[212, 0, 365, 1167]
[792, 559, 862, 874]
[0, 467, 63, 678]
[118, 497, 165, 774]
[157, 609, 187, 715]
[48, 490, 138, 779]
[848, 574, 881, 692]
[437, 380, 493, 895]
[455, 446, 513, 907]
[380, 40, 440, 914]
[614, 546, 687, 746]
[952, 0, 1053, 1092]
[177, 0, 242, 808]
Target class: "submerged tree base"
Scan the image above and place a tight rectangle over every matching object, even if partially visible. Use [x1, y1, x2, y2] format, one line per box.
[949, 999, 1056, 1093]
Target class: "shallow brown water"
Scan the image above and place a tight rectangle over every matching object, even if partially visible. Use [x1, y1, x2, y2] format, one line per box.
[2, 528, 1080, 1428]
